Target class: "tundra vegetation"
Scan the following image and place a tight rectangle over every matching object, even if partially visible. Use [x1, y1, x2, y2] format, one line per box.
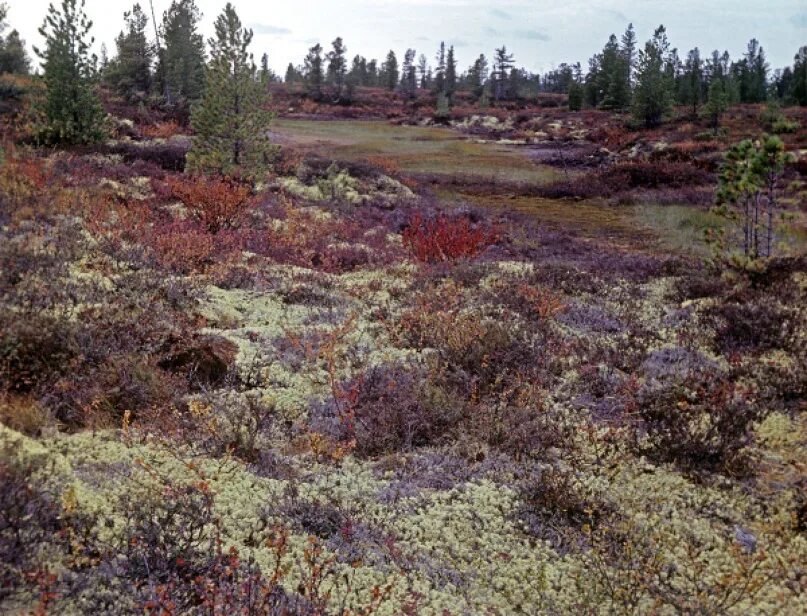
[1, 2, 806, 614]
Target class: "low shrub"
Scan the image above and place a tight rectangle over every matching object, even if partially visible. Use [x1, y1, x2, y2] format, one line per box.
[150, 219, 216, 273]
[402, 212, 497, 263]
[0, 437, 65, 604]
[0, 310, 78, 393]
[167, 175, 253, 233]
[599, 161, 712, 190]
[634, 372, 766, 473]
[140, 121, 184, 139]
[313, 364, 461, 458]
[104, 140, 189, 171]
[706, 298, 794, 353]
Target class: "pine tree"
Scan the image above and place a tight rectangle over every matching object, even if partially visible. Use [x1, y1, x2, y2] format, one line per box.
[445, 45, 457, 98]
[34, 0, 105, 145]
[737, 39, 768, 103]
[400, 48, 417, 98]
[107, 4, 153, 101]
[792, 46, 807, 106]
[260, 52, 269, 84]
[158, 0, 206, 103]
[704, 78, 727, 131]
[0, 29, 30, 74]
[621, 23, 637, 85]
[366, 59, 378, 86]
[467, 54, 488, 99]
[326, 37, 347, 100]
[632, 26, 674, 128]
[349, 55, 366, 86]
[568, 80, 583, 110]
[186, 3, 274, 179]
[417, 53, 429, 89]
[434, 42, 446, 93]
[0, 5, 30, 74]
[492, 46, 514, 101]
[303, 43, 324, 99]
[679, 47, 704, 115]
[598, 34, 624, 109]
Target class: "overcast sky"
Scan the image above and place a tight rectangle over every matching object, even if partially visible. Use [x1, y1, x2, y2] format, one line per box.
[9, 1, 807, 75]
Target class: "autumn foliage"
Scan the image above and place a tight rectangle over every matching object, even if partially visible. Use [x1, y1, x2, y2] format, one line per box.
[167, 175, 252, 233]
[402, 212, 497, 263]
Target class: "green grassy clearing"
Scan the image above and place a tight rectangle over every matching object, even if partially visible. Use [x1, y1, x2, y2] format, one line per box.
[272, 119, 561, 185]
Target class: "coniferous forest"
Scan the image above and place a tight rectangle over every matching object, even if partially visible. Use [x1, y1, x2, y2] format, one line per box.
[1, 1, 806, 613]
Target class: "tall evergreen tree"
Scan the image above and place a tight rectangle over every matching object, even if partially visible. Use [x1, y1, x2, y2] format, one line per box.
[632, 25, 674, 128]
[600, 34, 631, 110]
[400, 48, 417, 98]
[326, 37, 347, 100]
[158, 0, 206, 103]
[366, 59, 378, 86]
[187, 3, 274, 179]
[434, 42, 446, 93]
[107, 4, 153, 100]
[381, 50, 398, 91]
[284, 62, 302, 84]
[737, 39, 768, 103]
[445, 45, 457, 98]
[792, 46, 807, 106]
[467, 54, 488, 99]
[260, 52, 269, 84]
[679, 47, 704, 115]
[34, 0, 105, 145]
[492, 46, 514, 100]
[0, 29, 30, 74]
[621, 23, 637, 85]
[417, 53, 429, 89]
[0, 4, 31, 74]
[303, 43, 324, 99]
[704, 78, 727, 131]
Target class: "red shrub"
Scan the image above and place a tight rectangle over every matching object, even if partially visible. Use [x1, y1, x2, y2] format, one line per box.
[140, 121, 184, 139]
[150, 220, 216, 273]
[402, 212, 497, 263]
[167, 175, 252, 233]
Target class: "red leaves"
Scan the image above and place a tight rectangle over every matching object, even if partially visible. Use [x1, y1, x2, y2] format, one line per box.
[402, 212, 497, 263]
[166, 175, 252, 233]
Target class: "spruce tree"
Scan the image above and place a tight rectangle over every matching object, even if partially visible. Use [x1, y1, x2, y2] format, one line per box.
[568, 80, 584, 111]
[492, 46, 514, 101]
[381, 50, 398, 91]
[303, 43, 324, 99]
[400, 48, 417, 98]
[434, 42, 446, 93]
[417, 54, 429, 89]
[107, 4, 153, 101]
[632, 26, 674, 128]
[598, 35, 622, 109]
[704, 78, 727, 131]
[260, 52, 270, 85]
[679, 48, 704, 115]
[621, 23, 637, 85]
[792, 46, 807, 106]
[468, 54, 488, 99]
[0, 5, 30, 74]
[0, 29, 30, 74]
[445, 45, 457, 98]
[186, 3, 274, 179]
[34, 0, 105, 145]
[158, 0, 206, 103]
[326, 37, 347, 100]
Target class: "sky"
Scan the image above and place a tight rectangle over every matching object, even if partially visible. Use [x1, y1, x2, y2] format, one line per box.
[9, 0, 807, 75]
